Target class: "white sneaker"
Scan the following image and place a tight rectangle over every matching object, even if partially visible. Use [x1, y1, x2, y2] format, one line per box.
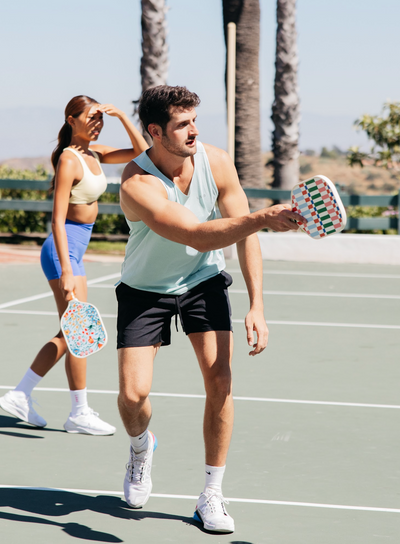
[0, 390, 47, 427]
[64, 408, 116, 435]
[194, 488, 235, 533]
[124, 431, 157, 508]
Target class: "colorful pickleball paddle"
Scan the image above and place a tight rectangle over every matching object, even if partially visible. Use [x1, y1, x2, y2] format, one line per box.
[291, 175, 347, 239]
[61, 294, 107, 358]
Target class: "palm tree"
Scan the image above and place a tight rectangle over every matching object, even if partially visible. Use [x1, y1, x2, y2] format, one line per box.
[271, 0, 300, 190]
[138, 0, 168, 143]
[222, 0, 263, 210]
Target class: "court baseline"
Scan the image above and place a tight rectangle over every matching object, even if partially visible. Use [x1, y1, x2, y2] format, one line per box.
[1, 485, 399, 514]
[0, 385, 399, 411]
[227, 269, 400, 279]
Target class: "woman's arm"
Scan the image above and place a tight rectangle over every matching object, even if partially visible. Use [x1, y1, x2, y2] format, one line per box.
[51, 154, 79, 300]
[91, 104, 148, 164]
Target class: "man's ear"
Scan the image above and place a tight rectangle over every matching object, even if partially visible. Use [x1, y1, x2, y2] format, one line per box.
[148, 123, 162, 140]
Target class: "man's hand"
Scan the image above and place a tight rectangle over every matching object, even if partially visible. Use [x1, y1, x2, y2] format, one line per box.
[245, 309, 269, 356]
[264, 204, 306, 232]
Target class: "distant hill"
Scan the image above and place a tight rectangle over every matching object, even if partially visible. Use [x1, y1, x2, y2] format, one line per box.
[0, 156, 52, 171]
[0, 155, 122, 178]
[0, 106, 369, 164]
[262, 152, 400, 195]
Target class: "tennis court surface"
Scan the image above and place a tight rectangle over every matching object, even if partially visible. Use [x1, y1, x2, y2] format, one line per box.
[1, 256, 400, 543]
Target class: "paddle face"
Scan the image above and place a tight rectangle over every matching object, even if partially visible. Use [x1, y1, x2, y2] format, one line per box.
[291, 175, 347, 239]
[61, 298, 107, 358]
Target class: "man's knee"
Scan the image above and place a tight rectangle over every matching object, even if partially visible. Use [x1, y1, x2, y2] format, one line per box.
[204, 366, 232, 397]
[118, 387, 149, 411]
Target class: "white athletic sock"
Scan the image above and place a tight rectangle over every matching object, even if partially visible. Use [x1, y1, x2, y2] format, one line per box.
[204, 464, 226, 494]
[130, 429, 149, 453]
[14, 368, 42, 396]
[70, 388, 89, 417]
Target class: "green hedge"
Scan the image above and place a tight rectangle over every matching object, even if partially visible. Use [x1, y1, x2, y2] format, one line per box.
[0, 165, 49, 233]
[0, 166, 398, 235]
[0, 165, 129, 235]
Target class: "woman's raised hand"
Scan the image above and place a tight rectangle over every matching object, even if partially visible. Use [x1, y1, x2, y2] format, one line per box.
[97, 104, 124, 118]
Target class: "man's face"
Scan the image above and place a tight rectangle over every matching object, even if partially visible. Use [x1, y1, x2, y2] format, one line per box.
[160, 107, 199, 157]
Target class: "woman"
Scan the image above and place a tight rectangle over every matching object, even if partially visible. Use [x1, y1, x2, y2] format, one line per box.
[0, 95, 148, 435]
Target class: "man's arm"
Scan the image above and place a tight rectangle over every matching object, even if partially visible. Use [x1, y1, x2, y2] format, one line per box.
[120, 159, 305, 253]
[206, 145, 271, 355]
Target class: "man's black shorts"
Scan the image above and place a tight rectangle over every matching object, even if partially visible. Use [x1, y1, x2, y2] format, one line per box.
[116, 271, 233, 348]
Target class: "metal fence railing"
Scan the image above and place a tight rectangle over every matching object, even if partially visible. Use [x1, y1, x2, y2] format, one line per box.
[0, 179, 399, 234]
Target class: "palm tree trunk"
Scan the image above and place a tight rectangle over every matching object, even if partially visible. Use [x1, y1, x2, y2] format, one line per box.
[271, 0, 300, 190]
[139, 0, 168, 143]
[222, 0, 263, 210]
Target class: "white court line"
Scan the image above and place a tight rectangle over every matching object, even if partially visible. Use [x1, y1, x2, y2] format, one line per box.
[230, 289, 400, 300]
[0, 310, 58, 316]
[0, 291, 53, 309]
[0, 310, 116, 318]
[1, 386, 400, 410]
[232, 319, 400, 330]
[227, 269, 400, 279]
[91, 285, 400, 300]
[1, 485, 399, 514]
[0, 273, 120, 310]
[0, 309, 398, 330]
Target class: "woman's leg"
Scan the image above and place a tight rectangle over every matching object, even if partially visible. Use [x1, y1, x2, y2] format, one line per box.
[30, 274, 89, 384]
[31, 274, 88, 390]
[58, 274, 115, 435]
[60, 275, 88, 390]
[29, 278, 70, 378]
[0, 277, 70, 427]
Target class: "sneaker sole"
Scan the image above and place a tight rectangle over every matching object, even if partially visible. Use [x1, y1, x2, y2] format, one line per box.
[150, 432, 158, 451]
[63, 424, 116, 436]
[0, 397, 47, 427]
[193, 510, 235, 533]
[126, 480, 153, 509]
[125, 432, 158, 508]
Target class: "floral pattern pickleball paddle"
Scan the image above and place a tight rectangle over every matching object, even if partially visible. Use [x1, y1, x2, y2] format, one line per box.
[291, 175, 347, 239]
[61, 295, 107, 358]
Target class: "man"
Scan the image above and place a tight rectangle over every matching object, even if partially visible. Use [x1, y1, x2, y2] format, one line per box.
[117, 85, 305, 533]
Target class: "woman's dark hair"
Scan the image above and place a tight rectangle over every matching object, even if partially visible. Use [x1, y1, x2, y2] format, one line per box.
[50, 95, 99, 190]
[138, 85, 200, 137]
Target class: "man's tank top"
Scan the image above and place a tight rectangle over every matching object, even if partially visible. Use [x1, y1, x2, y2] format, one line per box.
[120, 141, 225, 295]
[64, 147, 108, 204]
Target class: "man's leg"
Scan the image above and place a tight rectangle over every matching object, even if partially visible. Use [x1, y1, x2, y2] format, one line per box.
[189, 330, 235, 533]
[118, 345, 159, 508]
[189, 330, 234, 466]
[118, 345, 159, 435]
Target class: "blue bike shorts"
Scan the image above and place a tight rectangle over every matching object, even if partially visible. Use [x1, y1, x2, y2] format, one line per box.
[40, 219, 94, 281]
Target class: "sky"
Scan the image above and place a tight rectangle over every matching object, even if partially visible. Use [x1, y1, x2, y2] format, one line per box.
[0, 0, 399, 160]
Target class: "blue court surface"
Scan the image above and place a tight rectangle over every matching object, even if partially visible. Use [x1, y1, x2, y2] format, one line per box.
[1, 257, 400, 543]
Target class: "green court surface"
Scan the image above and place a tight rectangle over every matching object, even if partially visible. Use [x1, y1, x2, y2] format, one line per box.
[1, 258, 400, 543]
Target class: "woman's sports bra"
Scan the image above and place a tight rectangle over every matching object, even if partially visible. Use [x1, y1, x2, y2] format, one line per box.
[64, 147, 108, 205]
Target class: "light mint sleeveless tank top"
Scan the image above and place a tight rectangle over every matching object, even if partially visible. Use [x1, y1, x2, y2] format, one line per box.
[120, 141, 225, 295]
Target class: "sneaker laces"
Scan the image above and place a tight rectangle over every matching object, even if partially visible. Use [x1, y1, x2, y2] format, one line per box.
[201, 490, 230, 516]
[126, 447, 151, 485]
[76, 407, 99, 418]
[27, 395, 41, 411]
[86, 407, 99, 417]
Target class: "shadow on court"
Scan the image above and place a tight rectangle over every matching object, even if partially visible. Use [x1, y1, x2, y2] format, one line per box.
[0, 414, 62, 438]
[0, 488, 199, 541]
